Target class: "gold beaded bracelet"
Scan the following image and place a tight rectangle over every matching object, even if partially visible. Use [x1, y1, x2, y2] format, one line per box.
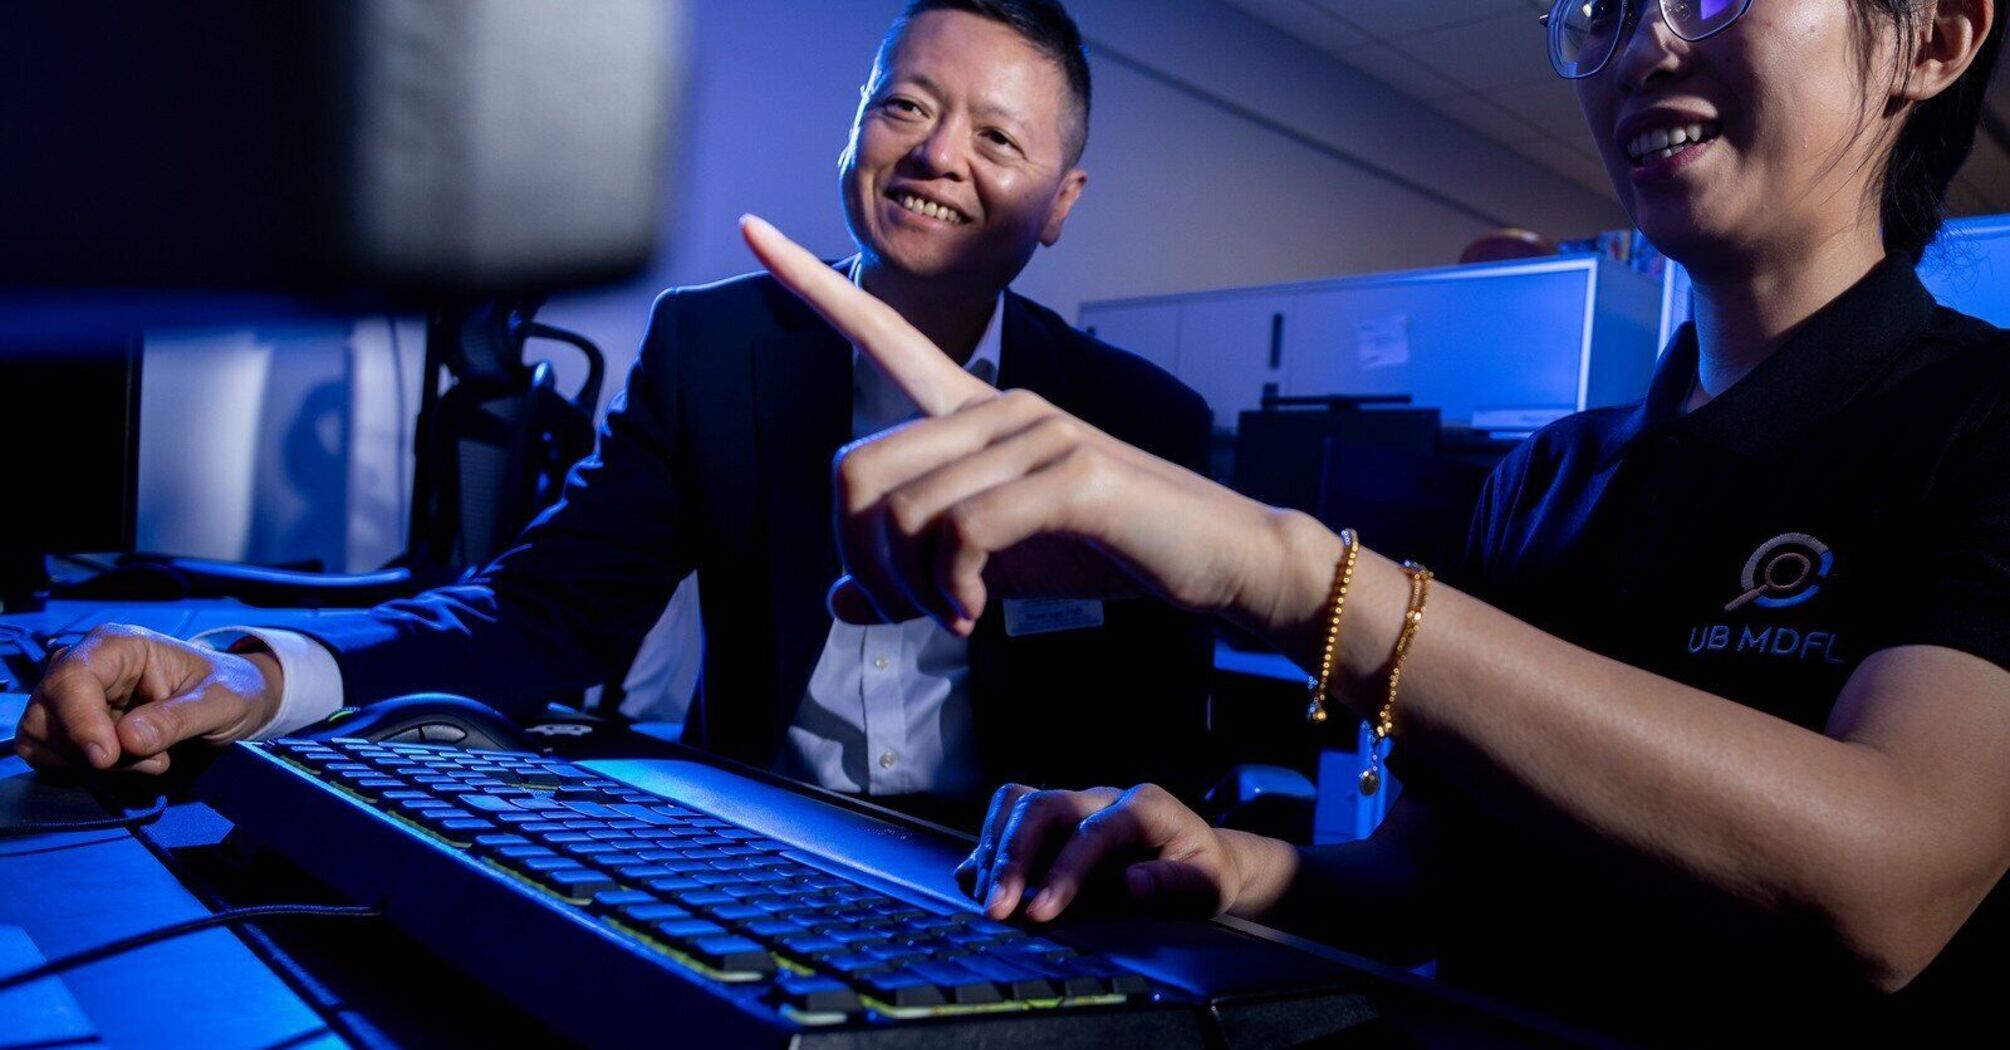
[1304, 528, 1361, 727]
[1360, 560, 1432, 797]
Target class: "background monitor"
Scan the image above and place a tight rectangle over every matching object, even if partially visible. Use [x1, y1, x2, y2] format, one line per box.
[0, 338, 143, 603]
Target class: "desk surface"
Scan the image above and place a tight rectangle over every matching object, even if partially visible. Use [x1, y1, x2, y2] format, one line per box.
[0, 711, 340, 1048]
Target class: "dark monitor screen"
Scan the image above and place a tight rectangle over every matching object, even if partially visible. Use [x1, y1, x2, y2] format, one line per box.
[0, 338, 142, 558]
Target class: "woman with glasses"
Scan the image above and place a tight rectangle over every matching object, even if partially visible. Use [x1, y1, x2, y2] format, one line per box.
[742, 0, 2006, 1040]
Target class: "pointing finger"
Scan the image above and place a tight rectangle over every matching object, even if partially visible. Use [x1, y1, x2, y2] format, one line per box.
[740, 214, 991, 417]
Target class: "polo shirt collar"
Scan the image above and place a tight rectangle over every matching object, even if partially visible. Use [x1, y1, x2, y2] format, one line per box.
[1603, 256, 1936, 467]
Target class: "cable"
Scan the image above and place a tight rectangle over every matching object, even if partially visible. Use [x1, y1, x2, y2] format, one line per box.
[0, 903, 380, 994]
[0, 794, 169, 837]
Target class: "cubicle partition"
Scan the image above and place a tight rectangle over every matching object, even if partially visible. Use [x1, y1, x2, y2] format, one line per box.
[1079, 254, 1663, 433]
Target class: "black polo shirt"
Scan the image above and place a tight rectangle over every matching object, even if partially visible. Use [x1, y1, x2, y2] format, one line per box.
[1426, 258, 2010, 1044]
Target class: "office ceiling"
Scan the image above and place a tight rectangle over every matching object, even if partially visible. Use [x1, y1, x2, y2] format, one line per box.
[1224, 0, 2010, 223]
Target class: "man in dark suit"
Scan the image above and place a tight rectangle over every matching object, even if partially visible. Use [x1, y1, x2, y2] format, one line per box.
[17, 0, 1215, 820]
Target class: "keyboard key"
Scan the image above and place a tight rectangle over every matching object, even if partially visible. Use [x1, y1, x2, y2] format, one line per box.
[653, 918, 728, 942]
[821, 951, 891, 977]
[686, 935, 776, 974]
[773, 974, 862, 1014]
[494, 845, 561, 865]
[774, 933, 843, 959]
[1049, 955, 1118, 997]
[433, 817, 495, 841]
[1109, 972, 1150, 997]
[855, 968, 947, 1008]
[536, 868, 616, 900]
[825, 928, 888, 949]
[709, 903, 767, 924]
[588, 889, 656, 915]
[610, 803, 687, 826]
[621, 902, 696, 925]
[910, 960, 1003, 1005]
[958, 953, 1059, 999]
[864, 946, 928, 968]
[742, 918, 808, 940]
[470, 833, 532, 856]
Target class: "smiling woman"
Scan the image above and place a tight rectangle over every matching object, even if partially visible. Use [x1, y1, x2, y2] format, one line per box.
[743, 0, 2010, 1043]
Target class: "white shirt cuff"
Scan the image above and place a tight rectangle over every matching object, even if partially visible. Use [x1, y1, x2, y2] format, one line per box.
[192, 626, 347, 740]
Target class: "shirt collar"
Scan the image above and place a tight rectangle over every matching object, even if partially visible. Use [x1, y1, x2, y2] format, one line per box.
[848, 258, 1003, 388]
[1604, 256, 1937, 466]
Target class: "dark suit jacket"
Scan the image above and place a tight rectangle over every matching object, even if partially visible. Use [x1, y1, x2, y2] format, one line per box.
[301, 264, 1218, 796]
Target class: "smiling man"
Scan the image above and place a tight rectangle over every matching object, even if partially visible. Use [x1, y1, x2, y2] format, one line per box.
[18, 0, 1217, 825]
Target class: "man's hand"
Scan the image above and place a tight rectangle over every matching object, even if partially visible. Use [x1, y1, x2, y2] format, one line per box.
[955, 782, 1257, 923]
[14, 624, 282, 775]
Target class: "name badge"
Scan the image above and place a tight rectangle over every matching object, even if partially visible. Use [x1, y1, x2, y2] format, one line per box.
[1002, 598, 1105, 638]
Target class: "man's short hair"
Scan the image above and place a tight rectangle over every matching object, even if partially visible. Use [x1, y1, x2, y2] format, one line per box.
[875, 0, 1093, 164]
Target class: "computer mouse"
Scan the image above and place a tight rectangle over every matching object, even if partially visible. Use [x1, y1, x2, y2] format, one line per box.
[303, 693, 533, 752]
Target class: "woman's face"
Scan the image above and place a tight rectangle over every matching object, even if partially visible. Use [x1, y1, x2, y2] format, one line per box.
[1574, 0, 1900, 273]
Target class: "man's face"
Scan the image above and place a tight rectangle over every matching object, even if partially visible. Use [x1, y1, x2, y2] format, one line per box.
[840, 10, 1088, 295]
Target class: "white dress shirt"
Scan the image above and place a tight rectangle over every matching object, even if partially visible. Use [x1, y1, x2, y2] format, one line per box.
[774, 265, 999, 798]
[221, 269, 1004, 802]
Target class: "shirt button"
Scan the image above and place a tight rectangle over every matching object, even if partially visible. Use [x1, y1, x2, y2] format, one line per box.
[872, 656, 889, 671]
[878, 750, 898, 770]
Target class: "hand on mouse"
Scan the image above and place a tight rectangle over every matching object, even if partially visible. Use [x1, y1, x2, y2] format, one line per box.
[14, 624, 281, 775]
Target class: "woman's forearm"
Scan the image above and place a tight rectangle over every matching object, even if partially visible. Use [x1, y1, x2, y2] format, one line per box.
[1222, 824, 1440, 966]
[1231, 511, 2010, 986]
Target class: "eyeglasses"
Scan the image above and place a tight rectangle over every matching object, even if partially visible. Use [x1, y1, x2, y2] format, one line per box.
[1542, 0, 1754, 79]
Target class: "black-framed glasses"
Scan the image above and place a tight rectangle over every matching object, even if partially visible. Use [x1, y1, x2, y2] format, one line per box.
[1541, 0, 1755, 79]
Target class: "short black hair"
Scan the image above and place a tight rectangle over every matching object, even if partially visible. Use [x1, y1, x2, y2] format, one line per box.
[874, 0, 1093, 163]
[1848, 0, 2006, 260]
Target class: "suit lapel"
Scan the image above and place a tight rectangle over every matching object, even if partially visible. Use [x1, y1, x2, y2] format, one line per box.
[971, 294, 1071, 781]
[750, 277, 854, 751]
[996, 294, 1068, 401]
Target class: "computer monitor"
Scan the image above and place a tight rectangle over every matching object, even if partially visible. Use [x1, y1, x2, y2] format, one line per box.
[0, 0, 684, 301]
[0, 338, 143, 607]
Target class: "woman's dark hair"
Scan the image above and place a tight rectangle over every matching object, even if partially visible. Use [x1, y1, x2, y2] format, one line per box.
[876, 0, 1093, 162]
[1851, 0, 2006, 260]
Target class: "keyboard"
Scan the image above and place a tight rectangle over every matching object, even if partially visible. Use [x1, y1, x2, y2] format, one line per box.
[200, 732, 1588, 1048]
[201, 737, 1202, 1047]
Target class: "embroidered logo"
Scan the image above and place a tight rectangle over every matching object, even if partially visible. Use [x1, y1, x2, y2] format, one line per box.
[1725, 532, 1832, 612]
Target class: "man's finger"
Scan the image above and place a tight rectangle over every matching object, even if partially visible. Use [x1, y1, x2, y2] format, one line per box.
[116, 686, 248, 758]
[740, 214, 991, 417]
[13, 735, 74, 771]
[35, 670, 125, 770]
